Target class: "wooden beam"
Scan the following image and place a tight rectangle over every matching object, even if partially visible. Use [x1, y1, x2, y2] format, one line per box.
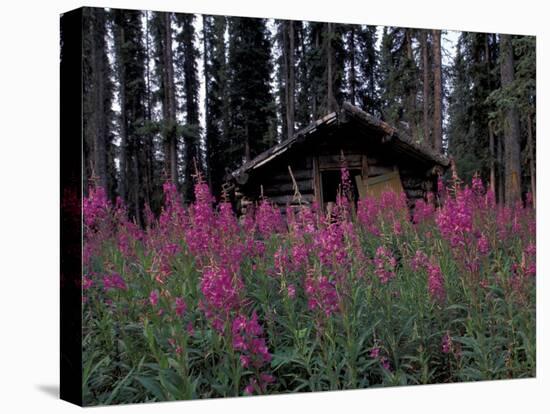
[263, 180, 314, 196]
[361, 154, 369, 180]
[367, 165, 394, 177]
[318, 153, 362, 170]
[269, 169, 312, 183]
[313, 155, 321, 206]
[269, 193, 313, 206]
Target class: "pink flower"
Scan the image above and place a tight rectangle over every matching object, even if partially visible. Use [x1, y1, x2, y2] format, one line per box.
[374, 246, 396, 284]
[427, 262, 446, 303]
[149, 290, 159, 307]
[410, 250, 428, 272]
[314, 224, 348, 269]
[511, 244, 537, 291]
[370, 346, 392, 371]
[340, 164, 352, 196]
[358, 191, 408, 235]
[477, 234, 490, 256]
[413, 197, 435, 225]
[159, 180, 187, 235]
[526, 264, 536, 278]
[200, 265, 243, 329]
[525, 243, 536, 257]
[471, 175, 484, 196]
[291, 243, 308, 270]
[82, 276, 93, 290]
[393, 220, 402, 235]
[231, 312, 272, 371]
[441, 332, 452, 354]
[103, 273, 126, 292]
[436, 189, 473, 249]
[168, 338, 183, 355]
[83, 186, 110, 228]
[175, 297, 186, 317]
[260, 373, 275, 384]
[305, 273, 339, 317]
[274, 246, 289, 274]
[244, 381, 256, 395]
[256, 199, 285, 236]
[240, 355, 250, 368]
[243, 373, 275, 395]
[287, 284, 296, 299]
[357, 196, 381, 236]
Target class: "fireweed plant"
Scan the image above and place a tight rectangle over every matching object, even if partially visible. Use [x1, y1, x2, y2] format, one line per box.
[82, 170, 535, 405]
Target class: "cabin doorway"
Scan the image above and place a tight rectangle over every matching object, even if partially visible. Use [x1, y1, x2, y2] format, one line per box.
[320, 169, 361, 208]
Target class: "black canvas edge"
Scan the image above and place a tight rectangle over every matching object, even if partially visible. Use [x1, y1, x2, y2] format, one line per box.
[60, 7, 84, 407]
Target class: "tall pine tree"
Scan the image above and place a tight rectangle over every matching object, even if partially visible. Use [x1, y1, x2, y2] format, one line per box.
[175, 13, 201, 202]
[379, 27, 418, 138]
[356, 25, 379, 115]
[151, 12, 179, 186]
[112, 9, 147, 224]
[203, 15, 229, 198]
[83, 8, 116, 198]
[449, 33, 499, 186]
[498, 34, 522, 205]
[227, 17, 275, 165]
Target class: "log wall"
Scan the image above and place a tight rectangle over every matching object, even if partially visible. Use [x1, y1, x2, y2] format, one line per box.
[234, 128, 440, 212]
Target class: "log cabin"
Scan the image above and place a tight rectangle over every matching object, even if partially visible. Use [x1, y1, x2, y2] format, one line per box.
[227, 102, 450, 212]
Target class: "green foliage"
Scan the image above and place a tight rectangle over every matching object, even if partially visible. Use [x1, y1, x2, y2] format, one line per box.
[355, 25, 380, 115]
[448, 33, 499, 183]
[227, 17, 276, 165]
[449, 33, 535, 195]
[378, 27, 418, 133]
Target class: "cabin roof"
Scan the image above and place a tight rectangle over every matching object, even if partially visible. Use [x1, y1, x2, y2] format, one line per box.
[230, 102, 449, 182]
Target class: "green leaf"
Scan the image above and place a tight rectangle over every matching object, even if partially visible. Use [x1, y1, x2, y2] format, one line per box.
[135, 376, 166, 401]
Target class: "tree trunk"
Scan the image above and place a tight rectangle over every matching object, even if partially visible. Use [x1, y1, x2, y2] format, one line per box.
[159, 17, 170, 179]
[497, 127, 505, 203]
[488, 121, 496, 195]
[326, 23, 335, 113]
[421, 30, 430, 145]
[432, 29, 442, 153]
[499, 34, 522, 205]
[485, 35, 496, 197]
[527, 111, 536, 205]
[406, 29, 417, 141]
[312, 30, 319, 118]
[295, 21, 309, 128]
[349, 27, 356, 106]
[132, 153, 142, 227]
[90, 9, 108, 191]
[203, 15, 212, 189]
[164, 12, 178, 185]
[178, 14, 201, 201]
[286, 21, 295, 139]
[143, 10, 152, 207]
[115, 17, 127, 203]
